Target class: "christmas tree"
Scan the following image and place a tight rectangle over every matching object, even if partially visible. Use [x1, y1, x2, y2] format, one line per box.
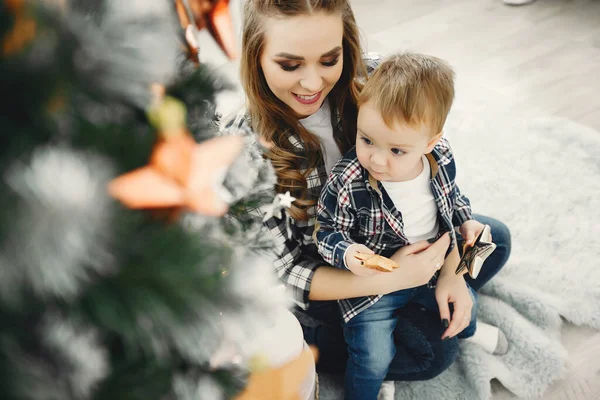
[0, 1, 312, 399]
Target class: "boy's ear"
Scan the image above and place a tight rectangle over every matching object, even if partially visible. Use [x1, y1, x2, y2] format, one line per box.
[425, 130, 444, 153]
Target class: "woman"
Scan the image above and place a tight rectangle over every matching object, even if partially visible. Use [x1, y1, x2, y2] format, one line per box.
[224, 0, 511, 389]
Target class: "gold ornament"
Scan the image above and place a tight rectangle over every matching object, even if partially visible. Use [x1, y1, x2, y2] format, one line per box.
[235, 347, 318, 400]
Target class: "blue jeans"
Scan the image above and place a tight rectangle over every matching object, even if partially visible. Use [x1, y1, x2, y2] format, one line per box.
[301, 215, 511, 386]
[343, 285, 478, 400]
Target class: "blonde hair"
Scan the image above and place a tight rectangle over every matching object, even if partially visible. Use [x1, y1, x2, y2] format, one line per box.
[240, 0, 366, 221]
[358, 52, 455, 136]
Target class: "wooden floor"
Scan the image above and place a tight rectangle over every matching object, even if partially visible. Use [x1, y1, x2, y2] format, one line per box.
[201, 1, 600, 398]
[351, 0, 600, 131]
[207, 0, 600, 131]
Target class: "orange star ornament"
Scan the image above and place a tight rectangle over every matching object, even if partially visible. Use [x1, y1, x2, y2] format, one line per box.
[175, 0, 237, 60]
[108, 91, 243, 217]
[3, 0, 37, 57]
[235, 347, 318, 400]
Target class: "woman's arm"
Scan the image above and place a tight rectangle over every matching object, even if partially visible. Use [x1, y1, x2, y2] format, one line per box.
[309, 265, 395, 300]
[309, 234, 451, 301]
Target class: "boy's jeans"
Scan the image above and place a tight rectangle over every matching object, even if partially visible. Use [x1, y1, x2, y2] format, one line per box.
[343, 283, 477, 400]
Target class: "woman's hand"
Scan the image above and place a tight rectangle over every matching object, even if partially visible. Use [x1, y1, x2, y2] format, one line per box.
[436, 273, 473, 340]
[309, 233, 450, 301]
[384, 232, 451, 291]
[459, 220, 487, 246]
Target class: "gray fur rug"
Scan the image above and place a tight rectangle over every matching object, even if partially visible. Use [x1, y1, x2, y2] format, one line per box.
[317, 113, 600, 399]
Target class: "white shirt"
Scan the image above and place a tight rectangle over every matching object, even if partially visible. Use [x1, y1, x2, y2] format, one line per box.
[299, 101, 341, 175]
[381, 156, 439, 243]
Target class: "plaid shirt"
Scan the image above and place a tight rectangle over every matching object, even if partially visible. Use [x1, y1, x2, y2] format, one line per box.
[315, 138, 472, 322]
[221, 54, 384, 312]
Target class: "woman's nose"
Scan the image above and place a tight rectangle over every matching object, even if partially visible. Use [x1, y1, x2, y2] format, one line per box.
[300, 69, 323, 92]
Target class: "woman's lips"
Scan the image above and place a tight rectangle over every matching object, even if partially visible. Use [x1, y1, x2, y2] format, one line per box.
[293, 90, 322, 105]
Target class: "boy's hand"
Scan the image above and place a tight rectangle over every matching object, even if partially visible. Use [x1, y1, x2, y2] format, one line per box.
[344, 244, 379, 276]
[459, 220, 488, 246]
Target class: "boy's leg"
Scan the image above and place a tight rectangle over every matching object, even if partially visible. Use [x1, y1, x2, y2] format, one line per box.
[343, 290, 415, 400]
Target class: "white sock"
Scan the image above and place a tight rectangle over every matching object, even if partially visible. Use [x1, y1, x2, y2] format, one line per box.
[377, 380, 395, 400]
[463, 321, 508, 355]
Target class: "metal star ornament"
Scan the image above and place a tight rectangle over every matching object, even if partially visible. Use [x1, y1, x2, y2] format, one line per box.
[455, 224, 496, 278]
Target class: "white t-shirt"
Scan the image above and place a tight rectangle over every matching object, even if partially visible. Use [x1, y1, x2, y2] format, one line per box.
[381, 156, 439, 243]
[299, 101, 341, 175]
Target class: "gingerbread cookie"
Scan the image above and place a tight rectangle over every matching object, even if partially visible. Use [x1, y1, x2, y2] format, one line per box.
[354, 253, 399, 272]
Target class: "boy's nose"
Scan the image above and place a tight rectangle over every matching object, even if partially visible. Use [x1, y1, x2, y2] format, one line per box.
[371, 152, 387, 167]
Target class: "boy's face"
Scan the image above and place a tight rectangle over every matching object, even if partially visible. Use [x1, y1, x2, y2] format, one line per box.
[356, 101, 442, 182]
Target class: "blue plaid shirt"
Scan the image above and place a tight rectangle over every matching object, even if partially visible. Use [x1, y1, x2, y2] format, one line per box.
[316, 137, 472, 322]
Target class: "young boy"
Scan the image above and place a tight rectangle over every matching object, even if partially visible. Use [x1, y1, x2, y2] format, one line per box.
[315, 53, 508, 400]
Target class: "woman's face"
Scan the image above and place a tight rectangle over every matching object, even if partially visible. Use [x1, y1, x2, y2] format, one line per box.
[259, 12, 344, 118]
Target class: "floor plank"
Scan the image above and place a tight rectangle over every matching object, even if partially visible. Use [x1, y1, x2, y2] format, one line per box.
[353, 0, 600, 131]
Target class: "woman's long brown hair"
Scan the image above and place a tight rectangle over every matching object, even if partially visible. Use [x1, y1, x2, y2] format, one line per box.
[240, 0, 366, 221]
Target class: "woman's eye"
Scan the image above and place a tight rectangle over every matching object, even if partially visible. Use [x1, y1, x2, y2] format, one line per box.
[321, 57, 340, 67]
[391, 148, 405, 155]
[361, 137, 372, 145]
[279, 64, 300, 72]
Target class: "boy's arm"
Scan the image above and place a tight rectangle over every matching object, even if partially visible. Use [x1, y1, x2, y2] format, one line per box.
[443, 144, 485, 245]
[437, 137, 473, 227]
[453, 184, 485, 246]
[452, 180, 486, 245]
[315, 177, 358, 270]
[452, 185, 473, 227]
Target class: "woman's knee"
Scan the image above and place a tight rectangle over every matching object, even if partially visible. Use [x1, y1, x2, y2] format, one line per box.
[420, 337, 459, 379]
[493, 220, 511, 264]
[472, 215, 512, 273]
[384, 336, 458, 381]
[481, 216, 511, 259]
